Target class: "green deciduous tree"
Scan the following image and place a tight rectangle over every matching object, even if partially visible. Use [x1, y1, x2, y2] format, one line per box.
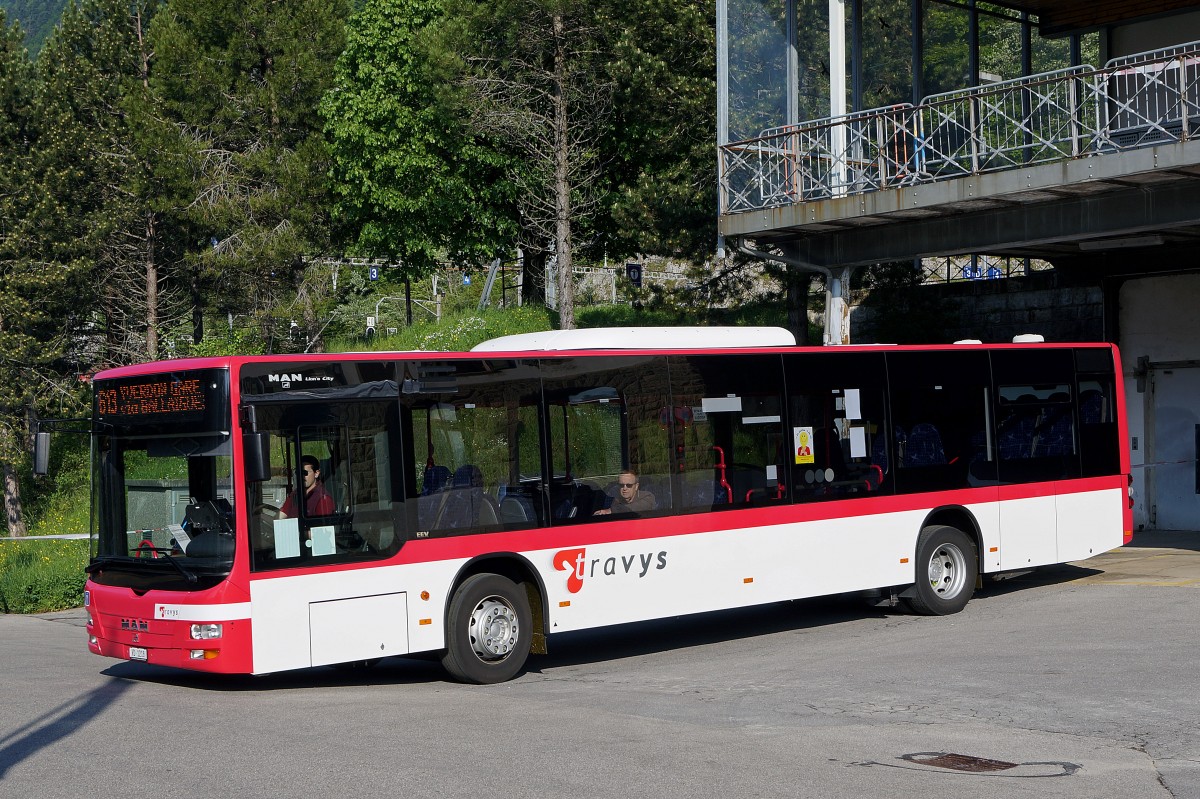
[322, 0, 518, 280]
[325, 0, 728, 330]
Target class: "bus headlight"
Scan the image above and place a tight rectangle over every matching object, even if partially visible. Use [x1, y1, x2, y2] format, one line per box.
[190, 623, 223, 640]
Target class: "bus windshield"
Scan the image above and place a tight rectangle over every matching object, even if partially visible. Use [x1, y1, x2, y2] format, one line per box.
[89, 369, 234, 590]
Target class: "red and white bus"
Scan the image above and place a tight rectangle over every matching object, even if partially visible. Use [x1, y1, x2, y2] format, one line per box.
[59, 328, 1132, 683]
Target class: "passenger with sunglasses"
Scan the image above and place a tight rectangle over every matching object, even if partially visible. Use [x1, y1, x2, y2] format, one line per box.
[280, 454, 336, 518]
[594, 469, 656, 515]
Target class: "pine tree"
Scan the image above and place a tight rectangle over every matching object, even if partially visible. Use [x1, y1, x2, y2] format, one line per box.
[0, 11, 58, 534]
[35, 0, 191, 365]
[148, 0, 350, 350]
[599, 0, 717, 262]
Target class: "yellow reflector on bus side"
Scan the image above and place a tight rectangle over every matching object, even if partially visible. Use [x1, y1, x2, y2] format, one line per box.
[743, 577, 754, 584]
[559, 601, 571, 608]
[900, 558, 909, 564]
[418, 619, 432, 626]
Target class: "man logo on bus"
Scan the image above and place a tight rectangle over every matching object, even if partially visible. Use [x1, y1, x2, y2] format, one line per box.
[553, 547, 668, 594]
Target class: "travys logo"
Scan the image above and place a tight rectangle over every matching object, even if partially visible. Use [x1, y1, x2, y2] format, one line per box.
[552, 547, 667, 593]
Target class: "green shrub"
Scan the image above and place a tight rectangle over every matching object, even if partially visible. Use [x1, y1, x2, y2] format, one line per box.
[0, 539, 90, 614]
[18, 423, 89, 538]
[178, 327, 267, 357]
[28, 489, 90, 537]
[577, 304, 682, 328]
[326, 305, 557, 353]
[26, 433, 91, 538]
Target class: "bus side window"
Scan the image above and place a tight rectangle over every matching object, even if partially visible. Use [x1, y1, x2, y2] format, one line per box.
[540, 355, 671, 522]
[403, 359, 543, 534]
[784, 352, 890, 502]
[248, 399, 403, 570]
[886, 350, 992, 494]
[669, 354, 787, 511]
[991, 349, 1081, 484]
[1076, 347, 1121, 478]
[1077, 379, 1119, 477]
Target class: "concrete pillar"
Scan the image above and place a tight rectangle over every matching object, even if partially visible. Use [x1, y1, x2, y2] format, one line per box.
[825, 265, 855, 345]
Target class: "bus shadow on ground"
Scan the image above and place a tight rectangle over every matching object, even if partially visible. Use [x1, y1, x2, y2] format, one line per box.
[100, 653, 448, 690]
[528, 597, 885, 673]
[100, 598, 878, 691]
[100, 564, 1100, 689]
[975, 562, 1102, 600]
[532, 564, 1102, 673]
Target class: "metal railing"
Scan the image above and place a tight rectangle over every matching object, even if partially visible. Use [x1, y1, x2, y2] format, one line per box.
[720, 41, 1200, 214]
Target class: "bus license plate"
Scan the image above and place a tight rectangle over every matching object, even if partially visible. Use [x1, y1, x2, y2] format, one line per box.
[129, 646, 148, 661]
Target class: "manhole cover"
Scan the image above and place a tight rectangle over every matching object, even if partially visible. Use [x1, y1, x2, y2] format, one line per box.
[902, 752, 1018, 772]
[855, 752, 1080, 777]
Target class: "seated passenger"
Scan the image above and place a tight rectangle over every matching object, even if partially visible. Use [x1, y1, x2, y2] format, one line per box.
[594, 469, 656, 515]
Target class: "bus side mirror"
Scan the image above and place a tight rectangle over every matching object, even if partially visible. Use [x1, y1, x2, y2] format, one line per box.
[243, 433, 271, 482]
[33, 432, 51, 476]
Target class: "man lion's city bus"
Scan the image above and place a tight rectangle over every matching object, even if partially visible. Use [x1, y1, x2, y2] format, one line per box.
[52, 328, 1132, 683]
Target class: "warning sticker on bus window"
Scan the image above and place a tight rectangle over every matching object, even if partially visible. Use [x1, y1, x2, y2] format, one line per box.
[794, 427, 815, 465]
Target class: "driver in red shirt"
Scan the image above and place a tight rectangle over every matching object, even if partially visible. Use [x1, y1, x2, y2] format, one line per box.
[280, 454, 336, 518]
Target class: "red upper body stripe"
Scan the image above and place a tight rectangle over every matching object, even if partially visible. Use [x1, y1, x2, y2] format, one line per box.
[246, 475, 1124, 581]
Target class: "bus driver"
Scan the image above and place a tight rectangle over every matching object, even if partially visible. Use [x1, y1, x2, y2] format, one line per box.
[280, 454, 336, 518]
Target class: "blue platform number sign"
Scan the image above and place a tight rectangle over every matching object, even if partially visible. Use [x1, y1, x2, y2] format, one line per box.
[369, 266, 379, 281]
[463, 274, 471, 285]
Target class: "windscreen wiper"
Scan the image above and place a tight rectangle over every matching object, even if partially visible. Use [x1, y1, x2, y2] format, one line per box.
[89, 549, 198, 584]
[141, 548, 199, 584]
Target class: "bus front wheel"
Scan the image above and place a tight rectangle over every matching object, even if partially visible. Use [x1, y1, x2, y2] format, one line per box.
[442, 573, 533, 684]
[907, 525, 978, 616]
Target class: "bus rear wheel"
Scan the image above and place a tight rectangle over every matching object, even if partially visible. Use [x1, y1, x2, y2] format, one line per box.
[441, 573, 532, 684]
[906, 525, 977, 616]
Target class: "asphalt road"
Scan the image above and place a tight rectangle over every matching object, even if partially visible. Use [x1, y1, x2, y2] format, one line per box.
[2, 530, 1198, 799]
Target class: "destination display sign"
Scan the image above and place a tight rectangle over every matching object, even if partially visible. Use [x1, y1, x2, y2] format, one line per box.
[96, 378, 206, 418]
[94, 369, 228, 429]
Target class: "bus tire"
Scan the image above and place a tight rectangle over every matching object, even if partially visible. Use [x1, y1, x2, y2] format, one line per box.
[441, 573, 532, 684]
[907, 525, 977, 616]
